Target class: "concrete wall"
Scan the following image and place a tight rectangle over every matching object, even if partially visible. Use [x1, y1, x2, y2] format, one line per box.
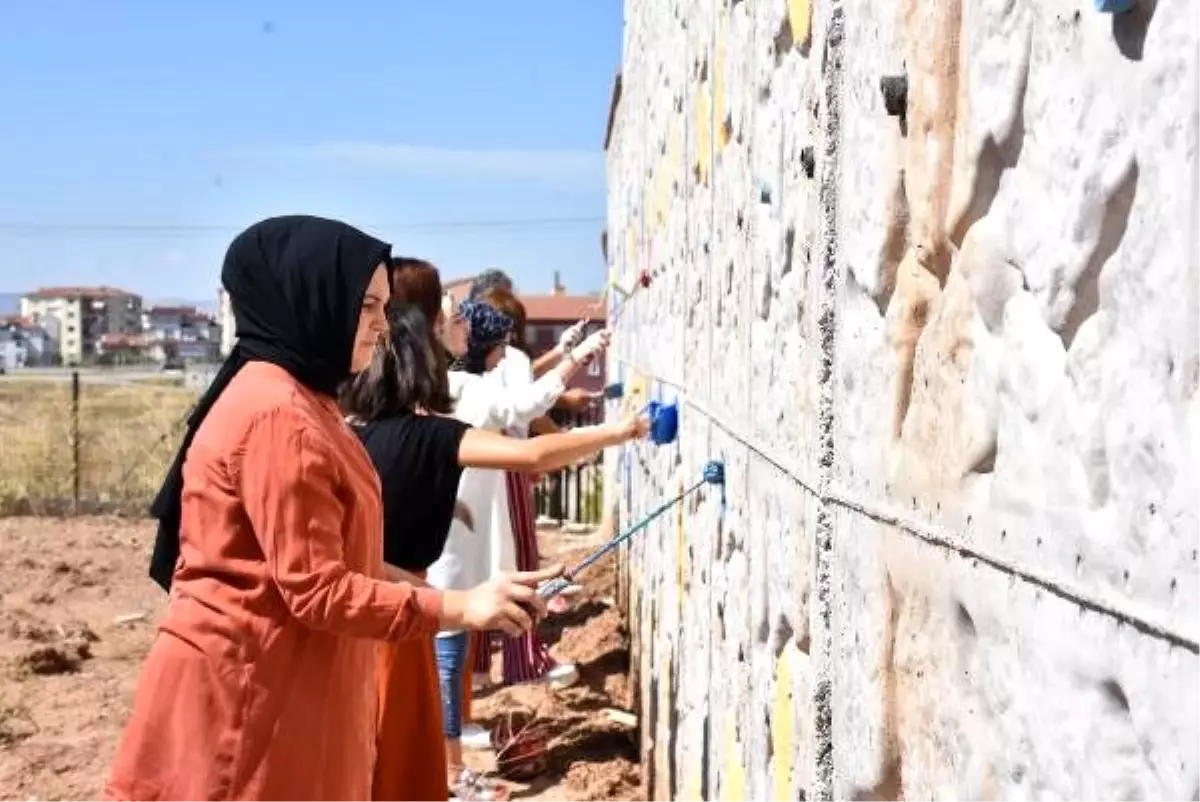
[604, 0, 1199, 799]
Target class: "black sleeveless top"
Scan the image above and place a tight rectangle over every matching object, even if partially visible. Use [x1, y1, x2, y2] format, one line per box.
[355, 414, 470, 571]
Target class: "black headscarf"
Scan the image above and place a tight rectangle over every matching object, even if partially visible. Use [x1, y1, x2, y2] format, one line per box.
[148, 215, 392, 592]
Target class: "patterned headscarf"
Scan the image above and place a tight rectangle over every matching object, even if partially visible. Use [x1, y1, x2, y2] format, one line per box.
[459, 298, 513, 374]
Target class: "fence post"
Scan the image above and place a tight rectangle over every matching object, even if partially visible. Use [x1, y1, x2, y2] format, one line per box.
[71, 370, 80, 514]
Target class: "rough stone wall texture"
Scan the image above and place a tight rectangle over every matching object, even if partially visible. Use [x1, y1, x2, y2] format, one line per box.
[604, 0, 1199, 799]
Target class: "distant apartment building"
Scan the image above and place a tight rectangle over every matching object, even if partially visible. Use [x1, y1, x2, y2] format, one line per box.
[142, 305, 220, 363]
[95, 332, 152, 364]
[19, 285, 143, 365]
[91, 305, 220, 365]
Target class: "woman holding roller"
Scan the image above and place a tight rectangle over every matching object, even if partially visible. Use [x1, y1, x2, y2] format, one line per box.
[105, 216, 552, 801]
[470, 287, 588, 690]
[342, 303, 644, 800]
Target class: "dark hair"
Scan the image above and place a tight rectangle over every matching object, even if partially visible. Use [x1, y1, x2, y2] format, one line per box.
[481, 286, 527, 353]
[464, 341, 506, 376]
[468, 269, 513, 300]
[390, 256, 443, 335]
[339, 303, 453, 421]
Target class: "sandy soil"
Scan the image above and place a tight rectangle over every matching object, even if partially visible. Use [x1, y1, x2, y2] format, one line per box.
[0, 517, 641, 801]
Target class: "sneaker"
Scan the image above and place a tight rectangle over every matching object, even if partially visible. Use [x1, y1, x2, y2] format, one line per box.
[449, 767, 508, 801]
[461, 723, 493, 751]
[542, 662, 578, 689]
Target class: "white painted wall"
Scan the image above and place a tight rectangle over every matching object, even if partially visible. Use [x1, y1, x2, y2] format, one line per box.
[606, 0, 1199, 799]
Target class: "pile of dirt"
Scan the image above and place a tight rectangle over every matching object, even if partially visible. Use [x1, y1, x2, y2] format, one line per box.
[4, 609, 100, 677]
[465, 535, 643, 801]
[0, 704, 38, 748]
[0, 517, 166, 801]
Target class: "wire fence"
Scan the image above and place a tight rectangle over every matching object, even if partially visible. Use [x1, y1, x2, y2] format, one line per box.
[0, 370, 606, 526]
[0, 370, 199, 515]
[533, 405, 606, 526]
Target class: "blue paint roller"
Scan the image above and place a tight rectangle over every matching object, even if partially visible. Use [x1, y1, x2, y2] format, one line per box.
[647, 400, 679, 446]
[537, 460, 725, 599]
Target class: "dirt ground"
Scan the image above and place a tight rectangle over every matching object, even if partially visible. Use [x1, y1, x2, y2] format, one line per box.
[0, 517, 642, 801]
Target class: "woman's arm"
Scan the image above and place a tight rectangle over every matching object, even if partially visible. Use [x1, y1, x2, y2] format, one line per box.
[545, 328, 609, 387]
[241, 410, 557, 638]
[239, 409, 445, 640]
[491, 331, 611, 428]
[383, 563, 431, 587]
[531, 348, 562, 377]
[553, 387, 603, 412]
[454, 368, 565, 431]
[457, 413, 648, 473]
[529, 415, 561, 436]
[453, 331, 609, 432]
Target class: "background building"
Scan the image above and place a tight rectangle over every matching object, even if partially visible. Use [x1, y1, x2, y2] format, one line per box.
[19, 286, 142, 365]
[142, 305, 220, 364]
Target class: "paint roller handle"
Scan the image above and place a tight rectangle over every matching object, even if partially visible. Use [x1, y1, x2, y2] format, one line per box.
[451, 564, 564, 636]
[546, 462, 724, 591]
[536, 575, 574, 600]
[602, 381, 625, 400]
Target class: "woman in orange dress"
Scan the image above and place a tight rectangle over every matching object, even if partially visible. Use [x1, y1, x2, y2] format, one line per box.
[104, 215, 555, 801]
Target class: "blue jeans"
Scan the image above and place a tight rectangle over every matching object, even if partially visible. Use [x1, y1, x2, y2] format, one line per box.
[434, 631, 470, 739]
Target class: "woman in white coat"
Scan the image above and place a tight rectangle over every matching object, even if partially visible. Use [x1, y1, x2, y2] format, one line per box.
[431, 292, 607, 745]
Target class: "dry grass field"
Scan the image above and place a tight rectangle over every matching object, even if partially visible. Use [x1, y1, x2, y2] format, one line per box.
[0, 379, 197, 515]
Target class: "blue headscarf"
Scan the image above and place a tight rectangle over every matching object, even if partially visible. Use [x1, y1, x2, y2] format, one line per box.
[459, 298, 513, 374]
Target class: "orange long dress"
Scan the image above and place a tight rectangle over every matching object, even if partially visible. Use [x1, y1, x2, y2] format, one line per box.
[372, 570, 449, 801]
[104, 362, 444, 801]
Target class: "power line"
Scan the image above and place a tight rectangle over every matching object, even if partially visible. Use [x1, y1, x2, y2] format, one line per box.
[0, 215, 605, 236]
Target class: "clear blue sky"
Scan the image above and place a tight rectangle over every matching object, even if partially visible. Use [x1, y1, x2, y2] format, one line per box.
[0, 2, 622, 305]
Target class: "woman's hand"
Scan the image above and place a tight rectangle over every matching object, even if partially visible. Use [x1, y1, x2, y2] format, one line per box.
[556, 320, 588, 353]
[557, 387, 603, 411]
[442, 564, 564, 637]
[571, 329, 611, 364]
[613, 412, 650, 442]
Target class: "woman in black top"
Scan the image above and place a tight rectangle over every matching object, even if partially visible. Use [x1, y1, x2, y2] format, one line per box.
[341, 304, 646, 799]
